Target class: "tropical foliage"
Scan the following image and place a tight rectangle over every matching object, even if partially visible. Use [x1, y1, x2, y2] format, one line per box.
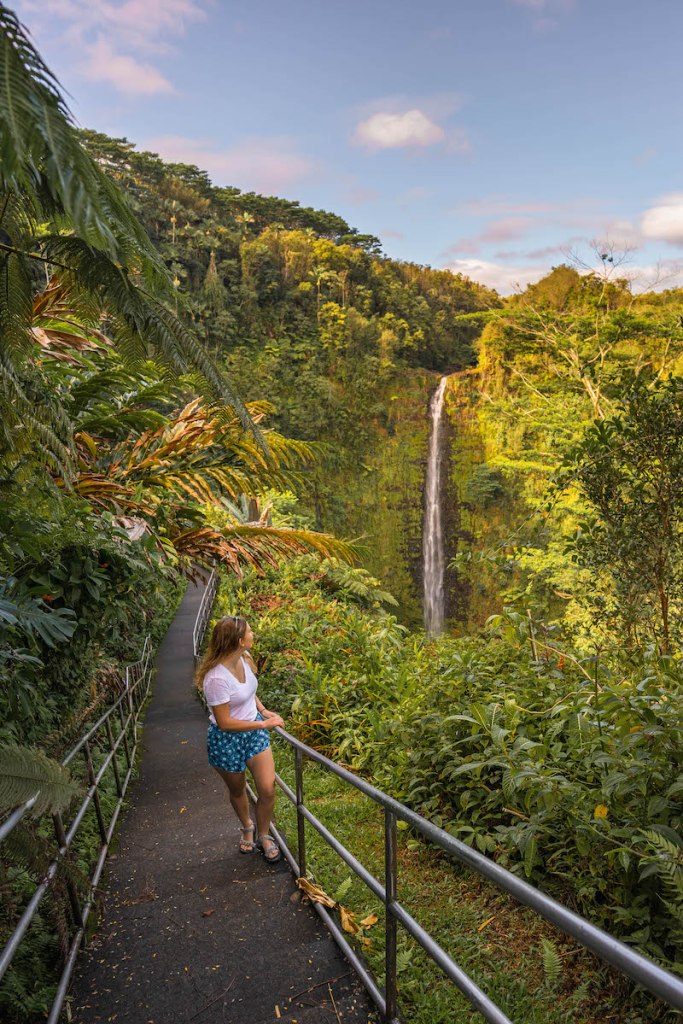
[221, 557, 683, 981]
[0, 4, 353, 760]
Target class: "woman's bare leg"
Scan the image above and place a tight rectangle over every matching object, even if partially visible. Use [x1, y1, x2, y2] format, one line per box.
[247, 747, 276, 838]
[215, 768, 251, 828]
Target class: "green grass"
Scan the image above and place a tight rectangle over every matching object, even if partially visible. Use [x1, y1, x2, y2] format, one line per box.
[271, 741, 679, 1024]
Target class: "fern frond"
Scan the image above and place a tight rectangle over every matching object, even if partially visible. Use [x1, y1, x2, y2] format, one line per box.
[641, 828, 683, 908]
[0, 249, 32, 357]
[0, 356, 74, 478]
[0, 743, 79, 817]
[332, 877, 353, 903]
[540, 937, 562, 985]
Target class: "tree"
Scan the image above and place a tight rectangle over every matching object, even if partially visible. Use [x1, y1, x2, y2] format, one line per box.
[560, 373, 683, 653]
[0, 3, 244, 481]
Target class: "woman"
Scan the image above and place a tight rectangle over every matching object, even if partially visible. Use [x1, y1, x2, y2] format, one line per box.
[196, 615, 284, 862]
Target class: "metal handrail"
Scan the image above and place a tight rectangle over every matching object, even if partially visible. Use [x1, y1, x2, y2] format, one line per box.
[192, 568, 218, 664]
[270, 731, 683, 1023]
[193, 576, 683, 1024]
[0, 636, 154, 1024]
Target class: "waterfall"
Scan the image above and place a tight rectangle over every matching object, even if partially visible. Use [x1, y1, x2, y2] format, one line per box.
[423, 375, 449, 636]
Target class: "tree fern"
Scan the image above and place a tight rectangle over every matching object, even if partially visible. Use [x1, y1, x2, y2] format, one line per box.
[0, 744, 78, 817]
[318, 561, 398, 608]
[40, 235, 249, 416]
[0, 6, 249, 474]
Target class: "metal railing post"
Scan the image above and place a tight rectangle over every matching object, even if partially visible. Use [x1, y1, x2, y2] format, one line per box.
[105, 717, 123, 798]
[295, 747, 306, 877]
[117, 701, 132, 771]
[83, 739, 107, 845]
[384, 809, 398, 1023]
[52, 811, 84, 932]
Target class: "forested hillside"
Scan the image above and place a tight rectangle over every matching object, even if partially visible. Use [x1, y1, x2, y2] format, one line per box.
[78, 131, 499, 620]
[445, 264, 683, 644]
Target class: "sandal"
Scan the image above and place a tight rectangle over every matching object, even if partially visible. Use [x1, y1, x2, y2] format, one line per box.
[258, 834, 282, 863]
[238, 820, 255, 854]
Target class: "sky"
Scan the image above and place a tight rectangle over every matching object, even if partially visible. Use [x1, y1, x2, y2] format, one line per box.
[13, 0, 683, 294]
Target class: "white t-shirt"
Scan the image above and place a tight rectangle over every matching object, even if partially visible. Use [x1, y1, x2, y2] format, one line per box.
[203, 659, 258, 726]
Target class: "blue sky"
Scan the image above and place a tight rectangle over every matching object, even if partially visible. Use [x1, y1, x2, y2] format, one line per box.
[15, 0, 683, 293]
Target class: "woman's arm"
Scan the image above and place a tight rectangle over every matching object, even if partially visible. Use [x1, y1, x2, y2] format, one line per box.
[213, 702, 283, 731]
[255, 696, 279, 718]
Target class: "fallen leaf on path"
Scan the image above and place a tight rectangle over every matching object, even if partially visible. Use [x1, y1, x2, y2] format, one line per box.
[339, 905, 360, 935]
[297, 877, 336, 908]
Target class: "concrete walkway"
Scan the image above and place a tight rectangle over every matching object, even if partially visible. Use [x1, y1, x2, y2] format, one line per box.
[70, 582, 376, 1024]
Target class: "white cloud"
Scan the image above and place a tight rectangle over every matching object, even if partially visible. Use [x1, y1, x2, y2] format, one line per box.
[509, 0, 575, 31]
[510, 0, 574, 12]
[145, 135, 316, 194]
[17, 0, 207, 95]
[399, 186, 434, 205]
[446, 217, 532, 256]
[445, 255, 683, 296]
[444, 258, 550, 294]
[454, 195, 598, 217]
[83, 37, 175, 94]
[345, 184, 381, 206]
[354, 110, 445, 150]
[641, 194, 683, 246]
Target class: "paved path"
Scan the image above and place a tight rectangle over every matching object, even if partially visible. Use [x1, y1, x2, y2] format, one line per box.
[70, 582, 376, 1024]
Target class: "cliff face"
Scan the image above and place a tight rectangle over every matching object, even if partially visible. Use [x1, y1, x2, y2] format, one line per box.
[318, 368, 510, 633]
[326, 369, 433, 627]
[301, 368, 516, 632]
[440, 372, 524, 632]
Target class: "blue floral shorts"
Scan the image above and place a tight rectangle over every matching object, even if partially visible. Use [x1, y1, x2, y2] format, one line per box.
[207, 714, 270, 773]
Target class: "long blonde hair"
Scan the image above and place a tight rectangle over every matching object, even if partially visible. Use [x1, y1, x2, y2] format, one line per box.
[194, 615, 253, 688]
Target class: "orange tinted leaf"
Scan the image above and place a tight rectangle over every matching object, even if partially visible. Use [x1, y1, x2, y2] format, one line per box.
[339, 905, 359, 935]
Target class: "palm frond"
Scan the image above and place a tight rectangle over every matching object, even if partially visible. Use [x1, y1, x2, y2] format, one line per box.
[0, 5, 167, 283]
[171, 521, 356, 576]
[109, 398, 312, 504]
[0, 249, 32, 356]
[39, 235, 251, 418]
